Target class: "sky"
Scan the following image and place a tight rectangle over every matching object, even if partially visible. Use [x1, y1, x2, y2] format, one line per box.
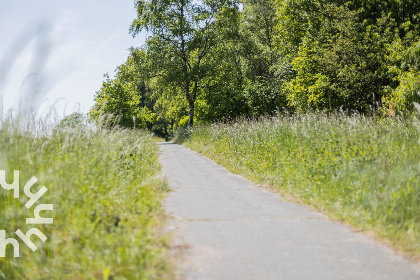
[0, 0, 146, 120]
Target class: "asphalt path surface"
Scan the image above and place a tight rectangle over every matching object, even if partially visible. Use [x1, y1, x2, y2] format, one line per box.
[158, 142, 420, 280]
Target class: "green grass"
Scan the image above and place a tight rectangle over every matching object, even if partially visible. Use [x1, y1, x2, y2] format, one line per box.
[182, 113, 420, 258]
[0, 120, 171, 279]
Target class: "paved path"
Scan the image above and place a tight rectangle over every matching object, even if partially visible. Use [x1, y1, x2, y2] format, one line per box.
[158, 143, 420, 280]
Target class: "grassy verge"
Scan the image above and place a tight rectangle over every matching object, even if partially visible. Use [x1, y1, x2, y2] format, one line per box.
[0, 121, 171, 279]
[182, 113, 420, 258]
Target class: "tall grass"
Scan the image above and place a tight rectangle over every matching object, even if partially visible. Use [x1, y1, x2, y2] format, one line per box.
[183, 113, 420, 258]
[0, 120, 171, 279]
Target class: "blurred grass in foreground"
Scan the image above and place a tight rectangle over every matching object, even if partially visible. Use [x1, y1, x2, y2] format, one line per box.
[182, 113, 420, 258]
[0, 119, 171, 279]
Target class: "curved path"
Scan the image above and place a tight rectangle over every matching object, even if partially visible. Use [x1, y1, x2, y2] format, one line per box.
[158, 143, 420, 280]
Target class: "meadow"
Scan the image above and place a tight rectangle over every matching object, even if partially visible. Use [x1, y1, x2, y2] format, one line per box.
[0, 119, 171, 279]
[181, 113, 420, 258]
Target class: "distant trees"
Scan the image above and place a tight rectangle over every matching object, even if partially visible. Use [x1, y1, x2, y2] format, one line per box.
[89, 52, 155, 128]
[90, 0, 420, 133]
[55, 112, 87, 131]
[277, 0, 420, 113]
[240, 0, 286, 116]
[281, 3, 390, 112]
[129, 0, 239, 127]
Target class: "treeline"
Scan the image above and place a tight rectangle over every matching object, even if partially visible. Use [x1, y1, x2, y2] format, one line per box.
[89, 0, 420, 136]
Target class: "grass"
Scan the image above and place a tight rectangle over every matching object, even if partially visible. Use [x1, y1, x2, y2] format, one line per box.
[0, 119, 171, 279]
[181, 113, 420, 258]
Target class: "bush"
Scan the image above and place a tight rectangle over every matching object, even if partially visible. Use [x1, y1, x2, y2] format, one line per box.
[384, 71, 420, 115]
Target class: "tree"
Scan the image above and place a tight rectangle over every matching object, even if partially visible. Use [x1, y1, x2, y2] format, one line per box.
[54, 112, 87, 133]
[275, 0, 420, 113]
[130, 0, 238, 127]
[239, 0, 288, 115]
[197, 4, 247, 121]
[284, 4, 391, 112]
[89, 73, 155, 128]
[198, 0, 288, 119]
[93, 0, 420, 122]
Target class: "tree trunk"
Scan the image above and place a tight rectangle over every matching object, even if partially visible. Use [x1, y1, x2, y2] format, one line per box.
[188, 102, 194, 128]
[188, 79, 198, 128]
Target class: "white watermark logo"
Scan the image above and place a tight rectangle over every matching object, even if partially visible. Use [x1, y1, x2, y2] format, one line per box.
[0, 170, 53, 258]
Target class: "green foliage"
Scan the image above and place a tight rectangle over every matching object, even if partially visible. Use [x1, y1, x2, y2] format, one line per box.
[402, 41, 420, 71]
[275, 0, 324, 55]
[184, 113, 420, 257]
[243, 77, 287, 115]
[276, 0, 420, 113]
[384, 40, 420, 114]
[239, 0, 287, 115]
[130, 0, 240, 127]
[55, 112, 87, 131]
[90, 73, 155, 129]
[96, 0, 420, 126]
[384, 71, 420, 115]
[282, 3, 392, 112]
[0, 120, 170, 279]
[197, 6, 247, 121]
[194, 0, 287, 119]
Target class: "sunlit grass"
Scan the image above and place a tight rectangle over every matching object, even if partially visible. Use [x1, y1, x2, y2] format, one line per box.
[0, 119, 171, 279]
[183, 113, 420, 258]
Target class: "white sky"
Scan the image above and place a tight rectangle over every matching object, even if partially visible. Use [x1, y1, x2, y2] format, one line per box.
[0, 0, 145, 120]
